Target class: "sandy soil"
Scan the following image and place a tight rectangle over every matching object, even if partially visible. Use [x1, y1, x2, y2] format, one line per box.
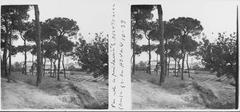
[132, 80, 203, 109]
[1, 78, 79, 109]
[132, 71, 236, 109]
[1, 72, 108, 109]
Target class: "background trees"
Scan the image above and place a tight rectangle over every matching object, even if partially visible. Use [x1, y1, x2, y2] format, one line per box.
[131, 5, 154, 75]
[169, 17, 203, 80]
[1, 5, 30, 82]
[16, 22, 32, 75]
[73, 33, 108, 79]
[199, 33, 237, 82]
[131, 5, 206, 85]
[59, 36, 75, 78]
[46, 17, 79, 81]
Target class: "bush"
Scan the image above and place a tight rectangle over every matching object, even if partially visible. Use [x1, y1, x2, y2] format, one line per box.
[199, 33, 237, 81]
[73, 33, 108, 79]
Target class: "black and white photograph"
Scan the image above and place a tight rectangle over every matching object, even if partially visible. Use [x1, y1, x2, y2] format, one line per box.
[131, 0, 238, 110]
[0, 0, 239, 111]
[1, 0, 109, 109]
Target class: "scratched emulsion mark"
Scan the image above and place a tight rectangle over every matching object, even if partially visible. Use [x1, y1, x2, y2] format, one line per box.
[110, 3, 117, 109]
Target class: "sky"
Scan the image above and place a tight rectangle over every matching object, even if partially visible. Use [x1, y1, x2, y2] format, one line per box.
[1, 0, 239, 65]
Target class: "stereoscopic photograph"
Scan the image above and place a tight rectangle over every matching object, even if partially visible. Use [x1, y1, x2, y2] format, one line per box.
[131, 1, 238, 110]
[1, 0, 109, 109]
[1, 0, 239, 111]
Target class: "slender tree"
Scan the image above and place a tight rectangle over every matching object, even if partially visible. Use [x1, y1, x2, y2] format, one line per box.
[184, 36, 199, 78]
[34, 5, 42, 86]
[16, 22, 32, 75]
[46, 17, 79, 81]
[157, 5, 166, 85]
[1, 5, 30, 81]
[59, 36, 74, 78]
[131, 5, 154, 75]
[170, 17, 203, 80]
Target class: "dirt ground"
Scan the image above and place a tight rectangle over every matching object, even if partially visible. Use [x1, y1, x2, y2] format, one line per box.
[1, 72, 108, 109]
[132, 71, 236, 109]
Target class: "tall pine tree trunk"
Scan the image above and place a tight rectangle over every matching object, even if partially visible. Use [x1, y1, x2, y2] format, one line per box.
[167, 56, 170, 76]
[43, 58, 46, 77]
[57, 35, 61, 81]
[24, 39, 27, 75]
[2, 21, 9, 78]
[156, 53, 158, 74]
[147, 35, 151, 75]
[34, 5, 42, 86]
[57, 53, 61, 81]
[181, 51, 185, 80]
[145, 32, 151, 74]
[32, 54, 34, 75]
[165, 39, 168, 76]
[177, 59, 181, 77]
[186, 53, 190, 78]
[8, 34, 12, 82]
[53, 60, 56, 78]
[174, 58, 177, 76]
[132, 53, 136, 75]
[62, 54, 66, 78]
[157, 5, 166, 85]
[20, 32, 27, 75]
[3, 31, 8, 77]
[132, 30, 136, 75]
[50, 59, 53, 77]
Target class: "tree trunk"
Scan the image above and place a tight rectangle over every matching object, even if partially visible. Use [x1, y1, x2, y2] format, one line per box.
[32, 54, 34, 75]
[174, 58, 177, 76]
[186, 53, 190, 78]
[148, 37, 151, 75]
[24, 39, 27, 75]
[2, 20, 9, 78]
[156, 53, 158, 74]
[181, 51, 185, 80]
[53, 60, 56, 78]
[34, 5, 42, 86]
[62, 54, 66, 78]
[57, 53, 61, 81]
[132, 30, 136, 75]
[50, 58, 53, 77]
[165, 39, 168, 76]
[43, 58, 46, 77]
[177, 59, 181, 77]
[132, 53, 136, 75]
[8, 34, 12, 82]
[145, 32, 151, 75]
[167, 56, 170, 76]
[157, 5, 166, 85]
[2, 31, 8, 78]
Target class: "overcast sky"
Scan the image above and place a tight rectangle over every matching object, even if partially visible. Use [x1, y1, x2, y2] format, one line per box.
[1, 0, 239, 64]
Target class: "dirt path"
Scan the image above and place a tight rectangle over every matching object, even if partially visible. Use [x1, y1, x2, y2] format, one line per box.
[191, 74, 236, 109]
[3, 72, 108, 109]
[132, 80, 203, 109]
[67, 74, 108, 108]
[132, 71, 236, 109]
[1, 78, 79, 109]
